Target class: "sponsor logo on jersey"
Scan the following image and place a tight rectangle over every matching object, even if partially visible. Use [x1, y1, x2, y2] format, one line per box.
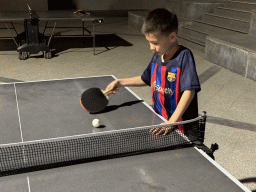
[151, 81, 174, 95]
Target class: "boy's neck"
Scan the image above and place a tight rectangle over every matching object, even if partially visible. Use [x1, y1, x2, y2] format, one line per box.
[161, 44, 180, 62]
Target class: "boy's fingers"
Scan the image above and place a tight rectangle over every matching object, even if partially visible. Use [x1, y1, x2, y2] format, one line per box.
[150, 128, 164, 135]
[150, 127, 173, 135]
[163, 128, 170, 136]
[149, 128, 157, 133]
[156, 129, 165, 135]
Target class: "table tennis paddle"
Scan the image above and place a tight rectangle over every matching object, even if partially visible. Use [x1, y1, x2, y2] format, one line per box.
[80, 88, 112, 113]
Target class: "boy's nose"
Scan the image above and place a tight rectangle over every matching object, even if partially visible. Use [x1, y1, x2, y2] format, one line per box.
[150, 45, 155, 51]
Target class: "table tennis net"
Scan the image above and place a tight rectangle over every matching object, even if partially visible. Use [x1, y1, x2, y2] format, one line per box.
[0, 115, 205, 173]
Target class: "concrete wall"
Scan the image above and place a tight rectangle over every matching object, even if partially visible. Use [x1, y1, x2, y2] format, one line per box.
[206, 36, 256, 81]
[70, 0, 167, 11]
[75, 0, 145, 10]
[0, 0, 227, 12]
[144, 0, 167, 11]
[0, 0, 48, 11]
[0, 0, 168, 12]
[166, 0, 225, 20]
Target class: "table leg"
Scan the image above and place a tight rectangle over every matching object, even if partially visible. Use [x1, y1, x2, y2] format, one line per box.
[43, 21, 49, 35]
[93, 21, 95, 55]
[48, 21, 57, 46]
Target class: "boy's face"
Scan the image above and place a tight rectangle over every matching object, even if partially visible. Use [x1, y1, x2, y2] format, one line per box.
[145, 31, 177, 56]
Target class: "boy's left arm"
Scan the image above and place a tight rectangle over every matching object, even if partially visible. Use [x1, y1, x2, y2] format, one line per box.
[167, 89, 195, 124]
[151, 89, 195, 135]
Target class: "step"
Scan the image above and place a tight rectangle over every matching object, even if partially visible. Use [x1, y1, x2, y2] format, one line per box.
[180, 24, 239, 43]
[203, 13, 250, 33]
[206, 34, 256, 81]
[224, 1, 256, 12]
[192, 19, 248, 35]
[178, 35, 205, 53]
[214, 6, 252, 20]
[180, 26, 208, 43]
[179, 22, 242, 48]
[230, 0, 256, 3]
[128, 11, 191, 31]
[178, 31, 205, 45]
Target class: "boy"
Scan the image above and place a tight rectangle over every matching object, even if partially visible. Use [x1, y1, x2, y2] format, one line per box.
[106, 8, 201, 135]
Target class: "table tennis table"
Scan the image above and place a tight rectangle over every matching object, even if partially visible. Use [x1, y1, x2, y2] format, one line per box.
[0, 9, 103, 59]
[0, 75, 251, 192]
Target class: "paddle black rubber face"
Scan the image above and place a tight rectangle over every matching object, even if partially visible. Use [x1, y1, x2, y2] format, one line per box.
[80, 88, 109, 113]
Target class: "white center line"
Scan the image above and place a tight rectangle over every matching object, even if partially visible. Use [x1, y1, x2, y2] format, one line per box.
[14, 84, 30, 191]
[27, 176, 31, 192]
[14, 83, 24, 143]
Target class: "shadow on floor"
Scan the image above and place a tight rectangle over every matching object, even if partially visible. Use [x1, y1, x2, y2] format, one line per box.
[0, 34, 133, 57]
[239, 177, 256, 192]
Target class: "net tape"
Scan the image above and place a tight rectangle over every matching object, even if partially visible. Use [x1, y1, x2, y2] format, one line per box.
[0, 115, 204, 172]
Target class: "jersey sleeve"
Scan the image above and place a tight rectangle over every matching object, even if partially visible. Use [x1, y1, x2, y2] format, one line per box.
[141, 54, 156, 86]
[179, 50, 201, 93]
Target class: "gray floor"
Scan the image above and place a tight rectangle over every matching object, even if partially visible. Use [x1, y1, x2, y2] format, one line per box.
[0, 17, 255, 191]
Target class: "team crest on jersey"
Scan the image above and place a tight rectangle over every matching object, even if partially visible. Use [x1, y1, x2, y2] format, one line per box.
[167, 72, 176, 82]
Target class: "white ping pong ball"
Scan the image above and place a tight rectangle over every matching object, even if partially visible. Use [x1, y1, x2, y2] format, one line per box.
[92, 119, 100, 128]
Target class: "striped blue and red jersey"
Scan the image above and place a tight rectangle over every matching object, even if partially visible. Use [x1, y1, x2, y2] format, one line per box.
[141, 46, 201, 121]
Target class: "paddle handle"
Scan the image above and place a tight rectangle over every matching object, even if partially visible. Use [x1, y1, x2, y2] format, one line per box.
[102, 89, 114, 96]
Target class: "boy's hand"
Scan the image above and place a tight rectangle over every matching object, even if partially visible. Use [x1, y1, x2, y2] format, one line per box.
[105, 76, 146, 96]
[105, 80, 123, 96]
[150, 122, 175, 136]
[151, 89, 195, 135]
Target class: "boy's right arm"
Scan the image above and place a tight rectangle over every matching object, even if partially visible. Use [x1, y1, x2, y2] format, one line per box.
[106, 76, 146, 95]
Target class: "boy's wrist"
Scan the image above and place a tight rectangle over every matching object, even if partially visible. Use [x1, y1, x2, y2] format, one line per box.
[163, 118, 177, 125]
[117, 79, 124, 87]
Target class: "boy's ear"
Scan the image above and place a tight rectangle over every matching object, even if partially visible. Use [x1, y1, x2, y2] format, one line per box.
[169, 32, 178, 42]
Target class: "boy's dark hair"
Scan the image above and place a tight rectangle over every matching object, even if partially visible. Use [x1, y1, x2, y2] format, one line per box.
[141, 8, 178, 36]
